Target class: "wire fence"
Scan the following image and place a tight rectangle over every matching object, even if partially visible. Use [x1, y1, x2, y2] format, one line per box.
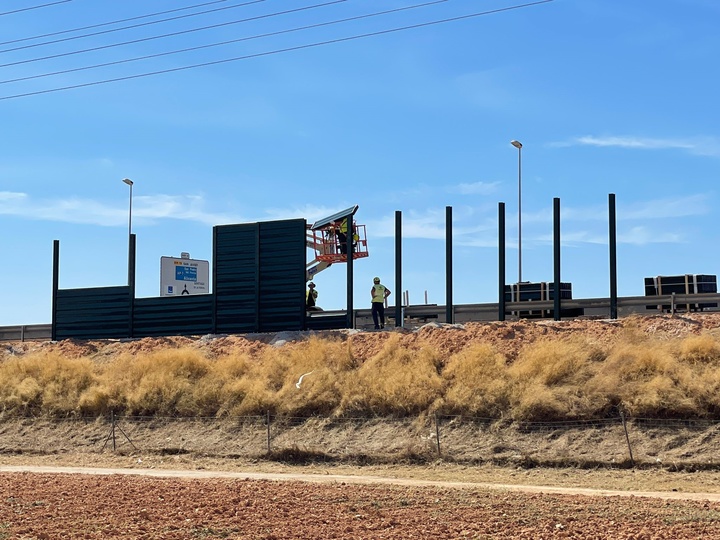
[3, 413, 720, 469]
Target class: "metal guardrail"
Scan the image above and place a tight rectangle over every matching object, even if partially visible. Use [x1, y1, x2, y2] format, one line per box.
[0, 324, 52, 342]
[3, 292, 719, 341]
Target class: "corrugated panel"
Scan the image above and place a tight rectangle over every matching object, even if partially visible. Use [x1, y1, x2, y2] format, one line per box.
[133, 295, 214, 337]
[55, 286, 130, 340]
[644, 275, 718, 311]
[306, 314, 347, 331]
[214, 222, 260, 334]
[258, 219, 306, 332]
[504, 282, 572, 302]
[213, 219, 306, 334]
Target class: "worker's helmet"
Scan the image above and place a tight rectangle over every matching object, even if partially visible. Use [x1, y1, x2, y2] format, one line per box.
[308, 282, 315, 287]
[373, 277, 380, 283]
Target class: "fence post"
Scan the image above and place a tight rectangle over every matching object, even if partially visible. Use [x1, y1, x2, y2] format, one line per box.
[266, 410, 271, 454]
[434, 412, 441, 456]
[620, 409, 634, 467]
[110, 410, 116, 451]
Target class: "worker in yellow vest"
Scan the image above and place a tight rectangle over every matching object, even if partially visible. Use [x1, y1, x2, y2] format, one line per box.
[306, 282, 322, 311]
[337, 218, 349, 255]
[370, 277, 391, 329]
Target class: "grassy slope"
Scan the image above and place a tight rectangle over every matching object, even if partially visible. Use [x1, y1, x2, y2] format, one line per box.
[4, 316, 720, 421]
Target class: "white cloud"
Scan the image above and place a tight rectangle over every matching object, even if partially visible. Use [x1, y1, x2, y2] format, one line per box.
[576, 135, 694, 150]
[535, 225, 682, 247]
[618, 226, 683, 245]
[370, 210, 446, 240]
[448, 181, 500, 195]
[553, 230, 608, 245]
[554, 135, 720, 157]
[368, 207, 499, 243]
[0, 191, 240, 227]
[521, 195, 709, 225]
[620, 195, 710, 219]
[0, 191, 27, 204]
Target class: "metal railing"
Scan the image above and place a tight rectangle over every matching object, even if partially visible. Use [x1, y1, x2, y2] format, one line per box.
[0, 324, 52, 342]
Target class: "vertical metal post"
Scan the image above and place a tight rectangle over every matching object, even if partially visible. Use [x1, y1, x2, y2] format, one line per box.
[122, 178, 133, 282]
[620, 409, 634, 467]
[346, 214, 354, 329]
[395, 211, 402, 327]
[211, 225, 218, 334]
[517, 147, 522, 284]
[254, 224, 261, 332]
[553, 197, 561, 321]
[266, 410, 271, 453]
[51, 239, 59, 341]
[111, 410, 117, 451]
[498, 202, 506, 321]
[127, 184, 133, 245]
[445, 206, 453, 324]
[510, 140, 523, 284]
[128, 233, 136, 338]
[608, 193, 618, 319]
[434, 412, 441, 456]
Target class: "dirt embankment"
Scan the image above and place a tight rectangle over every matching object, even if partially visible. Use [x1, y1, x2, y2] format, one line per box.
[5, 312, 719, 363]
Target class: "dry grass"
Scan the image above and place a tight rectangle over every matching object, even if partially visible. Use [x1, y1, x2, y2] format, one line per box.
[5, 331, 720, 421]
[0, 351, 96, 415]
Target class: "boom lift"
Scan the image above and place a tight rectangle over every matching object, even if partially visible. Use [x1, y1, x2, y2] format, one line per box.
[306, 205, 369, 281]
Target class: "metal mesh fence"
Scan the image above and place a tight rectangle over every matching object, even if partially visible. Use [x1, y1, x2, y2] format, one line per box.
[2, 414, 720, 468]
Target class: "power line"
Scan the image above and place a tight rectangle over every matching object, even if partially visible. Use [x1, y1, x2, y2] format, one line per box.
[0, 0, 448, 85]
[0, 0, 71, 17]
[0, 0, 343, 68]
[0, 0, 231, 47]
[0, 1, 554, 101]
[0, 0, 266, 53]
[0, 0, 265, 53]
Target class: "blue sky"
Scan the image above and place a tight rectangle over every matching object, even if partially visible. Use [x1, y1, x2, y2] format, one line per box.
[1, 0, 719, 325]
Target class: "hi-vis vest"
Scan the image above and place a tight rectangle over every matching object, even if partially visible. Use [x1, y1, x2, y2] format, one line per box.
[372, 284, 386, 303]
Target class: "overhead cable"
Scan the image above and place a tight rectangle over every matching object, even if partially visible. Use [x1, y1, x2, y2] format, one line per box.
[0, 0, 231, 47]
[0, 0, 345, 68]
[0, 0, 266, 53]
[0, 1, 554, 101]
[0, 0, 448, 85]
[0, 1, 70, 17]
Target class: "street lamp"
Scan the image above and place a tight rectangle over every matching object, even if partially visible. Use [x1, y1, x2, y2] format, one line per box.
[510, 140, 523, 284]
[122, 177, 133, 246]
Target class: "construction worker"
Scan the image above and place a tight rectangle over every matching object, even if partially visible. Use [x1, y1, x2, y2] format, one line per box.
[306, 282, 322, 312]
[370, 277, 391, 329]
[337, 218, 349, 255]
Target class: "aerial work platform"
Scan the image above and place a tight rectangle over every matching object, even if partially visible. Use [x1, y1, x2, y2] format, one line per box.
[306, 205, 368, 281]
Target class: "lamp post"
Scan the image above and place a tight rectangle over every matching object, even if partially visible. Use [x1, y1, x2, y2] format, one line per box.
[122, 177, 133, 249]
[510, 140, 523, 284]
